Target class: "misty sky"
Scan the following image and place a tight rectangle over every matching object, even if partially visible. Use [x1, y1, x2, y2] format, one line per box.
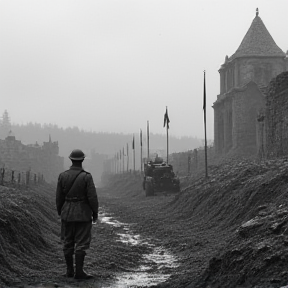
[1, 0, 287, 139]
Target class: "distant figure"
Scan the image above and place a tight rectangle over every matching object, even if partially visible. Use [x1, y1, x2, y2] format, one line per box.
[56, 149, 98, 279]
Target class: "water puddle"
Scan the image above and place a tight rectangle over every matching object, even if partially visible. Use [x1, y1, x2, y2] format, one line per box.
[99, 208, 178, 287]
[24, 210, 178, 288]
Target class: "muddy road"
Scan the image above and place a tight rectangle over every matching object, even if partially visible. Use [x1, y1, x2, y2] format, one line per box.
[3, 158, 288, 287]
[1, 177, 226, 288]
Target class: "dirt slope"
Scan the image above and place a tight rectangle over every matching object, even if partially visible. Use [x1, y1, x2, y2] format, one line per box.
[0, 183, 148, 288]
[102, 158, 288, 288]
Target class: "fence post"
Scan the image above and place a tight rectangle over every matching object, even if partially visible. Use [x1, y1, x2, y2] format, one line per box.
[26, 170, 30, 186]
[194, 149, 198, 170]
[1, 168, 5, 185]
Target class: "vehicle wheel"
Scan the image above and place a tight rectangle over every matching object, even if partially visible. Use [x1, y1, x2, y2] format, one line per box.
[145, 182, 154, 197]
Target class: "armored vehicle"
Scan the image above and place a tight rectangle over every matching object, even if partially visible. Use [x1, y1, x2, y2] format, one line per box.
[142, 161, 180, 196]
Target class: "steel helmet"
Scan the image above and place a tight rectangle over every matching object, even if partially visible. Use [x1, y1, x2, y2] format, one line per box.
[69, 149, 85, 161]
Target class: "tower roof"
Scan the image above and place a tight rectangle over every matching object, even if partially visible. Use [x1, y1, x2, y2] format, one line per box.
[229, 9, 285, 61]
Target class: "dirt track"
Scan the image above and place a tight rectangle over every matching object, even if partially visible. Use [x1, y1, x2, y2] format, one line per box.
[2, 158, 288, 287]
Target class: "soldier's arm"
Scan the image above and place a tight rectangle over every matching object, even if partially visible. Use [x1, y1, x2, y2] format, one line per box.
[86, 174, 99, 217]
[56, 175, 65, 216]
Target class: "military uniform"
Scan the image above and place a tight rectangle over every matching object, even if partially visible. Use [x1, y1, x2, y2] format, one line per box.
[56, 166, 98, 255]
[56, 161, 98, 279]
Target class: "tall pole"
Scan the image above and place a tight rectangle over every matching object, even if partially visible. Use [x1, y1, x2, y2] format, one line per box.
[140, 129, 143, 173]
[132, 134, 135, 172]
[122, 147, 125, 173]
[166, 124, 169, 164]
[126, 143, 129, 172]
[147, 121, 150, 161]
[203, 70, 208, 178]
[164, 107, 170, 164]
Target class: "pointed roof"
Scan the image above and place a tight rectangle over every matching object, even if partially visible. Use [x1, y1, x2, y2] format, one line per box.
[229, 10, 285, 61]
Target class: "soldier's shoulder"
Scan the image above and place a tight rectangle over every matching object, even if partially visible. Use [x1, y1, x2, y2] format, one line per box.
[58, 170, 70, 177]
[83, 170, 92, 176]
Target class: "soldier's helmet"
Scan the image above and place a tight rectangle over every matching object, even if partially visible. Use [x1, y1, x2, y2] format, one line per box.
[69, 149, 85, 161]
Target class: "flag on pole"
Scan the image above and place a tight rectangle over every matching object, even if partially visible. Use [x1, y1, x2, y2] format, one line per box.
[132, 135, 135, 150]
[203, 70, 206, 110]
[164, 106, 170, 129]
[140, 129, 142, 147]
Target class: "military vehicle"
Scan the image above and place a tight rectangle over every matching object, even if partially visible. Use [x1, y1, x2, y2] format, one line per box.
[142, 161, 180, 196]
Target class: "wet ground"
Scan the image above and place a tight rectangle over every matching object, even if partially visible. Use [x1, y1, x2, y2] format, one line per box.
[4, 158, 288, 288]
[98, 208, 178, 287]
[12, 191, 180, 288]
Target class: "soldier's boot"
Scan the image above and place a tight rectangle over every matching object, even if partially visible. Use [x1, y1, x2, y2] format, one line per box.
[63, 254, 74, 277]
[74, 252, 93, 280]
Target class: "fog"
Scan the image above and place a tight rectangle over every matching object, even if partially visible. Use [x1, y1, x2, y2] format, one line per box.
[1, 0, 287, 139]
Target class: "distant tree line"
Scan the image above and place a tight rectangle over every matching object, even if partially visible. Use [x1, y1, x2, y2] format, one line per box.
[0, 110, 203, 183]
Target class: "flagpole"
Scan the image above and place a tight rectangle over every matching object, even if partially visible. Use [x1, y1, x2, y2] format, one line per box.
[147, 121, 150, 161]
[133, 134, 135, 172]
[164, 106, 170, 164]
[127, 143, 129, 172]
[120, 150, 122, 173]
[123, 147, 125, 173]
[166, 121, 169, 164]
[140, 129, 143, 173]
[203, 70, 208, 178]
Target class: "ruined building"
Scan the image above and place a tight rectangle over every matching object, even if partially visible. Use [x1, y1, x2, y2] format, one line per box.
[213, 9, 288, 156]
[0, 132, 64, 183]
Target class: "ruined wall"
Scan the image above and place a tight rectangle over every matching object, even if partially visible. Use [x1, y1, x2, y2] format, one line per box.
[0, 136, 64, 183]
[265, 72, 288, 157]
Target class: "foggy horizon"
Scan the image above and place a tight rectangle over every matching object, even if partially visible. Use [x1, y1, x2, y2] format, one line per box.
[1, 0, 288, 139]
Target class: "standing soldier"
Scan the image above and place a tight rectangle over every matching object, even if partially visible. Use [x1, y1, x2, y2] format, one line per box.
[56, 149, 98, 279]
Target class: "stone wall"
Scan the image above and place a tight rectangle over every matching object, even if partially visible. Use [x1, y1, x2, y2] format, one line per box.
[265, 72, 288, 157]
[0, 136, 64, 183]
[170, 146, 215, 176]
[232, 82, 265, 154]
[238, 58, 285, 88]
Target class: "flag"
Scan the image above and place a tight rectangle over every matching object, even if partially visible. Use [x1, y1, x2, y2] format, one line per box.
[203, 70, 206, 110]
[140, 129, 142, 147]
[132, 135, 135, 150]
[164, 107, 170, 129]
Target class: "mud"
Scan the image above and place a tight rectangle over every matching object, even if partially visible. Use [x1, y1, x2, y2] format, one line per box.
[99, 208, 178, 287]
[2, 157, 288, 287]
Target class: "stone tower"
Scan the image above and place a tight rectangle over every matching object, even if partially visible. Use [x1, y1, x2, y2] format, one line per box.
[213, 9, 287, 155]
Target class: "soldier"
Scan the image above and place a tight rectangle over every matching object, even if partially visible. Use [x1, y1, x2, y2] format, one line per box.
[56, 149, 98, 279]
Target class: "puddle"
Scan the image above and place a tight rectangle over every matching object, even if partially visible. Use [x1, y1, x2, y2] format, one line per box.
[24, 209, 178, 288]
[99, 208, 178, 287]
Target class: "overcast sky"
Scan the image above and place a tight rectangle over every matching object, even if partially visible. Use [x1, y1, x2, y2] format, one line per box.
[1, 0, 287, 139]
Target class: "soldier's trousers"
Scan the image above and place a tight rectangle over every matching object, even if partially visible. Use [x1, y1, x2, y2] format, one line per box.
[61, 221, 92, 256]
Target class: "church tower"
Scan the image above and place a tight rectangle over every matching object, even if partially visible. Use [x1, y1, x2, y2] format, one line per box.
[213, 9, 287, 155]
